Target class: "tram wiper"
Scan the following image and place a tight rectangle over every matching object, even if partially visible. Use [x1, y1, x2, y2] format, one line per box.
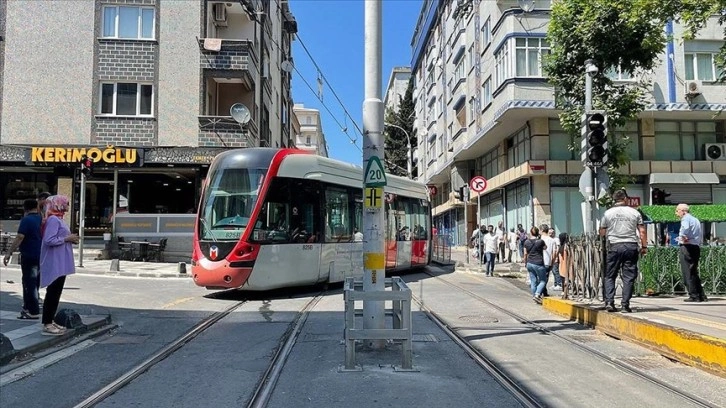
[200, 218, 218, 243]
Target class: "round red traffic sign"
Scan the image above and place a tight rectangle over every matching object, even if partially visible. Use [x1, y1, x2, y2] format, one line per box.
[469, 176, 488, 193]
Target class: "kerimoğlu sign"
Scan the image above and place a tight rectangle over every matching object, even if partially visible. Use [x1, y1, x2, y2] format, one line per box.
[30, 147, 140, 165]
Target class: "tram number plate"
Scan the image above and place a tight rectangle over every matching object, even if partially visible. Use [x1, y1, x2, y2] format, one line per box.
[302, 244, 314, 250]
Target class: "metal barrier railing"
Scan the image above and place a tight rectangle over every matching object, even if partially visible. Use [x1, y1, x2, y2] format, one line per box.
[562, 234, 605, 302]
[342, 277, 414, 371]
[431, 234, 452, 264]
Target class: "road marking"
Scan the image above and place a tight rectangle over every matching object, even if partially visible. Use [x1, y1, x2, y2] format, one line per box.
[0, 339, 96, 386]
[161, 296, 196, 310]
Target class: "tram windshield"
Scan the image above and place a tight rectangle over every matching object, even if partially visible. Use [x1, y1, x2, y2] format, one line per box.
[199, 167, 266, 241]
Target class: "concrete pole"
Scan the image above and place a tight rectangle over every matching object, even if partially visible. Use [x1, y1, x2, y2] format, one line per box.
[362, 0, 385, 349]
[583, 60, 594, 236]
[78, 171, 86, 267]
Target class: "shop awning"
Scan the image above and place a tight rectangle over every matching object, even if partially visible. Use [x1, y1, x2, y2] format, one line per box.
[649, 173, 719, 185]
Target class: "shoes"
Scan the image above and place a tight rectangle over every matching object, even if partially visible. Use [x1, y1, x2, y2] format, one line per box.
[683, 297, 702, 303]
[605, 303, 617, 312]
[532, 295, 543, 304]
[621, 305, 633, 313]
[552, 285, 563, 291]
[17, 310, 40, 320]
[700, 295, 709, 302]
[41, 324, 66, 336]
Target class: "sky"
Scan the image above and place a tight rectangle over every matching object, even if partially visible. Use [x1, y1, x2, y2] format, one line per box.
[289, 0, 423, 165]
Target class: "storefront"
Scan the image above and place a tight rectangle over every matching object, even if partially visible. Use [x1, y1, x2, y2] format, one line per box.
[0, 145, 226, 236]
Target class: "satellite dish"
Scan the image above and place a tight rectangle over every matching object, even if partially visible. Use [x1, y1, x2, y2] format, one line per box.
[518, 0, 535, 13]
[281, 60, 294, 73]
[230, 103, 251, 125]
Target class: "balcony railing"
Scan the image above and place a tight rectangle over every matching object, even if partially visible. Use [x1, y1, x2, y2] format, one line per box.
[199, 38, 258, 74]
[198, 115, 259, 148]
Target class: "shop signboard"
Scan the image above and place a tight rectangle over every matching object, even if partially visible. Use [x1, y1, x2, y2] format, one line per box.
[27, 146, 142, 166]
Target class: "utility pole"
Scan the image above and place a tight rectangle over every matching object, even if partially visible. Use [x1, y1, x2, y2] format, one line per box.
[78, 163, 87, 267]
[581, 59, 597, 236]
[362, 0, 386, 349]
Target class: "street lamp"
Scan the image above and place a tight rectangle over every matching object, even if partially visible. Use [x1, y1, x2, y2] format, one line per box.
[384, 122, 412, 179]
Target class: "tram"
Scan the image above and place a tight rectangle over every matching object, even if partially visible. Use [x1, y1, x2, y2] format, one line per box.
[192, 148, 431, 291]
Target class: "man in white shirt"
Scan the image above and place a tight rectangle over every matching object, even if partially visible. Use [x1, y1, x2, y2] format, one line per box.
[482, 225, 499, 276]
[548, 229, 562, 290]
[540, 224, 556, 296]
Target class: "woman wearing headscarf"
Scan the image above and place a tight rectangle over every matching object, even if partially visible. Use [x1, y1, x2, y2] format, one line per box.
[558, 232, 572, 299]
[39, 195, 79, 335]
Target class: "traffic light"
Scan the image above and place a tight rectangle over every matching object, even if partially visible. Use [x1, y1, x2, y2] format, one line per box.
[582, 111, 608, 168]
[453, 186, 468, 201]
[80, 155, 93, 177]
[651, 188, 670, 205]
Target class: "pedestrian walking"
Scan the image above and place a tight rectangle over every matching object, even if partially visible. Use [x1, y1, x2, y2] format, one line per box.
[557, 233, 572, 298]
[599, 190, 647, 313]
[482, 225, 498, 276]
[523, 226, 547, 304]
[507, 228, 518, 263]
[39, 195, 79, 335]
[540, 225, 555, 297]
[3, 199, 43, 319]
[549, 229, 563, 290]
[676, 204, 707, 302]
[496, 221, 506, 263]
[517, 224, 527, 262]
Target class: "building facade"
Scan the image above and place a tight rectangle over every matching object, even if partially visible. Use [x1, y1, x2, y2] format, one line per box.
[384, 66, 412, 113]
[0, 0, 297, 235]
[292, 103, 328, 157]
[410, 0, 726, 246]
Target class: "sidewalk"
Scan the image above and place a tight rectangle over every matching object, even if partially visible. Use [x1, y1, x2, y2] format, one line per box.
[3, 248, 190, 279]
[444, 246, 726, 377]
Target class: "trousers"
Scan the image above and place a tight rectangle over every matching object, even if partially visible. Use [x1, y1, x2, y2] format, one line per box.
[604, 242, 639, 306]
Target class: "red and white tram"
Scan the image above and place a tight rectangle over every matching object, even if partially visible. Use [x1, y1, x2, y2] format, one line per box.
[192, 148, 431, 291]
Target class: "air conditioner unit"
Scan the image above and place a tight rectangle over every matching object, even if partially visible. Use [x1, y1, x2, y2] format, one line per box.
[685, 80, 703, 97]
[213, 4, 228, 27]
[261, 61, 270, 79]
[705, 143, 726, 161]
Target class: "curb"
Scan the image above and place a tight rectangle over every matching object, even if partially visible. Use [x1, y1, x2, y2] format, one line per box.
[542, 297, 726, 378]
[0, 315, 114, 366]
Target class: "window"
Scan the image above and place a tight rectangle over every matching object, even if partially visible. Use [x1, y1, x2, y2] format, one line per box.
[428, 136, 437, 164]
[102, 6, 155, 40]
[654, 121, 719, 160]
[250, 178, 320, 244]
[685, 53, 717, 81]
[469, 96, 477, 124]
[453, 58, 466, 86]
[477, 148, 499, 180]
[324, 188, 351, 242]
[482, 77, 492, 109]
[306, 136, 311, 146]
[684, 40, 723, 81]
[549, 119, 575, 160]
[469, 45, 476, 72]
[606, 65, 634, 81]
[481, 18, 491, 48]
[495, 44, 510, 88]
[515, 38, 549, 77]
[99, 83, 153, 116]
[507, 127, 530, 168]
[306, 116, 312, 125]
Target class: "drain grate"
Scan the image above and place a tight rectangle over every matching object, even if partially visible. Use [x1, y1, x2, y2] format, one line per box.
[412, 334, 438, 342]
[619, 356, 671, 370]
[458, 315, 499, 324]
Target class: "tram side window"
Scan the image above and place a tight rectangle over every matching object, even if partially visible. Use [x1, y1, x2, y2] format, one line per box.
[395, 198, 412, 241]
[324, 187, 352, 242]
[385, 200, 396, 241]
[411, 200, 428, 240]
[250, 178, 320, 244]
[353, 193, 362, 241]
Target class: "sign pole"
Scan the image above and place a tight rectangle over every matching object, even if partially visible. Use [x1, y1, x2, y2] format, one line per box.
[464, 187, 469, 264]
[78, 170, 86, 268]
[362, 0, 386, 349]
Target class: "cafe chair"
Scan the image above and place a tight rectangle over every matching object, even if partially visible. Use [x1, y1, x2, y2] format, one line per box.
[147, 238, 167, 262]
[118, 237, 134, 261]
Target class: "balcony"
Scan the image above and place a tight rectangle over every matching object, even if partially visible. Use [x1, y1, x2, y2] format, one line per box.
[198, 115, 259, 148]
[199, 39, 257, 89]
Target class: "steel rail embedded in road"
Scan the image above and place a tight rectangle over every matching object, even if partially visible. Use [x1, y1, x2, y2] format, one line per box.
[246, 293, 323, 408]
[411, 292, 544, 408]
[73, 301, 247, 408]
[426, 272, 720, 408]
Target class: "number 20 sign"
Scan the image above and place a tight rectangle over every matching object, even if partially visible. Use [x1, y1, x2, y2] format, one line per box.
[364, 156, 387, 187]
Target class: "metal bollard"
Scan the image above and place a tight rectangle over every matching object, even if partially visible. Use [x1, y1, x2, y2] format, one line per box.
[109, 258, 120, 272]
[178, 262, 187, 274]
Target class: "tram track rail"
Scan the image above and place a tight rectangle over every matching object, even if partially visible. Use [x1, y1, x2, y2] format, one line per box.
[423, 271, 719, 408]
[73, 301, 247, 408]
[246, 293, 323, 408]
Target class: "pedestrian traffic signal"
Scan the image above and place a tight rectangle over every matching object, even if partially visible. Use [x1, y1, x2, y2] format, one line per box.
[80, 155, 93, 177]
[582, 111, 608, 168]
[651, 188, 670, 205]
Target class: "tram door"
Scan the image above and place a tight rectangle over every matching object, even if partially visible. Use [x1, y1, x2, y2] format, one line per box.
[321, 186, 358, 283]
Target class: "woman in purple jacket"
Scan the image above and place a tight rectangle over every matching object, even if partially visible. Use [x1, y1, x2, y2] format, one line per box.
[39, 195, 79, 335]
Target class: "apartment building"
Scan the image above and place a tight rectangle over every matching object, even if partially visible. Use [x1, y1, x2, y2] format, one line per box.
[410, 0, 726, 246]
[292, 103, 328, 157]
[384, 66, 412, 113]
[0, 0, 297, 235]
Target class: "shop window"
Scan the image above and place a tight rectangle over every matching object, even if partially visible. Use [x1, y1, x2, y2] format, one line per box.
[1, 172, 55, 220]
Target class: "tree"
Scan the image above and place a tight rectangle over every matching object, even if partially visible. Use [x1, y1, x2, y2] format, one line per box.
[545, 0, 725, 197]
[384, 78, 417, 177]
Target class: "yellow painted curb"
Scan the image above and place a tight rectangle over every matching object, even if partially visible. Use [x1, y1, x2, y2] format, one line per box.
[543, 297, 726, 378]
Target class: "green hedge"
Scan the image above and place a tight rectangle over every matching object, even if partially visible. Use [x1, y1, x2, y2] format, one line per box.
[638, 246, 726, 295]
[639, 204, 726, 223]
